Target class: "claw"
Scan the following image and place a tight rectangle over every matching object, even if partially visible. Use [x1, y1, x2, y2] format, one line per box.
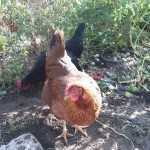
[56, 120, 73, 144]
[72, 124, 88, 136]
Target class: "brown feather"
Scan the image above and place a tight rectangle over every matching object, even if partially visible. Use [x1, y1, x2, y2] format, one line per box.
[42, 30, 102, 127]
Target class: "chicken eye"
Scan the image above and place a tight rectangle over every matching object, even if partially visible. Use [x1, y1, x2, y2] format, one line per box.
[72, 88, 76, 91]
[72, 86, 77, 91]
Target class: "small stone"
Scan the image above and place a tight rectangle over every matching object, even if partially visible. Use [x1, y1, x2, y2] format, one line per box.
[42, 105, 50, 116]
[127, 57, 131, 61]
[122, 58, 127, 62]
[91, 62, 95, 65]
[95, 54, 99, 57]
[123, 54, 127, 58]
[32, 113, 36, 117]
[117, 55, 121, 59]
[0, 133, 44, 150]
[113, 57, 117, 61]
[130, 57, 135, 61]
[126, 52, 130, 56]
[42, 105, 50, 111]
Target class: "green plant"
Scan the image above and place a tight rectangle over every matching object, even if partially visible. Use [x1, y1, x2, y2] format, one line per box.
[0, 0, 149, 93]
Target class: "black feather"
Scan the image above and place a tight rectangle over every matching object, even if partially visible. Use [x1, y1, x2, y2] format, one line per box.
[66, 22, 85, 58]
[21, 51, 46, 86]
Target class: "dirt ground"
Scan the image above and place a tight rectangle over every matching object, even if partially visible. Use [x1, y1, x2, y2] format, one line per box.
[0, 67, 150, 150]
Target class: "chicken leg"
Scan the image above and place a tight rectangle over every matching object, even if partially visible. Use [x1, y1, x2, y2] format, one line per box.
[56, 120, 73, 144]
[72, 124, 88, 136]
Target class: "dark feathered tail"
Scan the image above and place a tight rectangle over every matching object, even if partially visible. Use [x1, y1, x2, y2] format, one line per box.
[72, 22, 85, 38]
[66, 22, 85, 58]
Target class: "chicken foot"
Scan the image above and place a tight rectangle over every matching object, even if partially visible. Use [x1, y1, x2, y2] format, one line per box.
[72, 124, 88, 136]
[56, 120, 73, 144]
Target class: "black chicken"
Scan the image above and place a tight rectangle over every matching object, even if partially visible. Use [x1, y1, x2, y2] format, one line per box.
[17, 22, 85, 90]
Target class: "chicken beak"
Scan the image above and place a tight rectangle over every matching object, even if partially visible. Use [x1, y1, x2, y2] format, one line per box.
[64, 94, 69, 100]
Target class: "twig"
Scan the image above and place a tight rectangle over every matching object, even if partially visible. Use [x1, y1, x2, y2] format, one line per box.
[119, 79, 136, 84]
[139, 82, 149, 91]
[96, 120, 134, 150]
[141, 103, 150, 112]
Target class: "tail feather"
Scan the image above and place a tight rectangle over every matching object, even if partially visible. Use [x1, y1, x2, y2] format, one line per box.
[66, 22, 85, 58]
[72, 22, 85, 38]
[49, 30, 65, 57]
[46, 30, 78, 79]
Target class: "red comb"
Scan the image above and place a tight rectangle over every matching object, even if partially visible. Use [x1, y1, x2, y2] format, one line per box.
[16, 79, 22, 89]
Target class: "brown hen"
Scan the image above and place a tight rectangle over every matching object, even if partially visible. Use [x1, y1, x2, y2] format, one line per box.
[41, 30, 102, 143]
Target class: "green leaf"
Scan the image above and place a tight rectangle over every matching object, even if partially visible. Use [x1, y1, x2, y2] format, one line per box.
[124, 92, 133, 98]
[0, 35, 7, 45]
[128, 84, 138, 91]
